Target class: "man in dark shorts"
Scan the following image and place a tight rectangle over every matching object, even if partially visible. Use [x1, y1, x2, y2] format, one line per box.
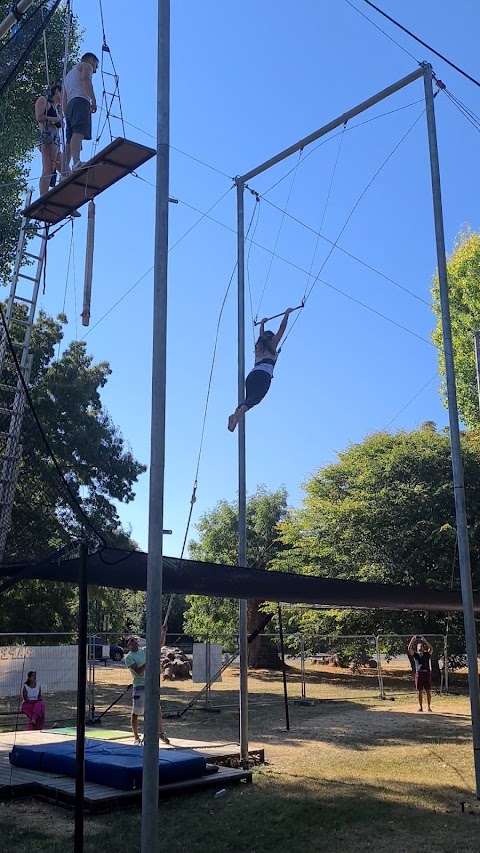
[63, 52, 99, 172]
[407, 635, 434, 712]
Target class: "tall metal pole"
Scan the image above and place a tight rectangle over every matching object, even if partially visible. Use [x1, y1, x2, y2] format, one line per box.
[74, 539, 88, 853]
[423, 62, 480, 797]
[141, 0, 170, 849]
[473, 330, 480, 416]
[236, 178, 249, 765]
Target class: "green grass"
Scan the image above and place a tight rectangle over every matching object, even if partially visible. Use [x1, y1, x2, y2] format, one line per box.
[0, 668, 477, 852]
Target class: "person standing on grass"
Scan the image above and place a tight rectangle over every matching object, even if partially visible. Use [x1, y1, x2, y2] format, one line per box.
[125, 630, 170, 745]
[407, 635, 434, 712]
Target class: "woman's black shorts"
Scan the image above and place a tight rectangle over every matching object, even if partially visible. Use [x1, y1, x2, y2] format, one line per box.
[243, 369, 271, 410]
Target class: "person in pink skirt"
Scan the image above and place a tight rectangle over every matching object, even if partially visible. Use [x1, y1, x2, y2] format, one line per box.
[21, 671, 45, 730]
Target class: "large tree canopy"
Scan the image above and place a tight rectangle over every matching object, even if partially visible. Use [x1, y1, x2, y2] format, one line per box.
[274, 424, 480, 641]
[183, 487, 288, 666]
[0, 310, 146, 631]
[432, 228, 480, 428]
[0, 2, 80, 285]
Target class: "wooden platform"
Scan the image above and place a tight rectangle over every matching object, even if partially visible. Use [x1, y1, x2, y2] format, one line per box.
[23, 138, 156, 225]
[0, 731, 257, 812]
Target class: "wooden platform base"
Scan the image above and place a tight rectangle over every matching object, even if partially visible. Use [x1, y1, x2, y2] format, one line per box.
[0, 731, 259, 812]
[23, 138, 156, 225]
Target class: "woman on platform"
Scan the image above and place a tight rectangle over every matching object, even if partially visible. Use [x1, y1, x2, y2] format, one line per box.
[21, 671, 45, 730]
[35, 83, 63, 196]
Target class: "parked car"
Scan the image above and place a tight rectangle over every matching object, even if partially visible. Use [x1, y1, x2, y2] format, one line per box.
[88, 637, 124, 662]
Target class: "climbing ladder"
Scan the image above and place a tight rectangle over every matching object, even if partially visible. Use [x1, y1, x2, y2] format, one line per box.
[0, 191, 47, 560]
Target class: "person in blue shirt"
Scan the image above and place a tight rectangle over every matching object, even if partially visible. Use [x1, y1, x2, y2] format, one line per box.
[125, 630, 170, 745]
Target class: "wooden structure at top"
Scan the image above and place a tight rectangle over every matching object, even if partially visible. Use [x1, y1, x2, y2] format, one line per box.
[23, 138, 156, 225]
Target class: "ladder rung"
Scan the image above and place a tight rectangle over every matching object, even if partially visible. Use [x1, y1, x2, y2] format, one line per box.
[0, 408, 15, 417]
[12, 296, 33, 305]
[24, 252, 42, 262]
[17, 274, 38, 283]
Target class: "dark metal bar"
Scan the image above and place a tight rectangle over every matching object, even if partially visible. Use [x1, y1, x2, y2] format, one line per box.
[254, 303, 304, 326]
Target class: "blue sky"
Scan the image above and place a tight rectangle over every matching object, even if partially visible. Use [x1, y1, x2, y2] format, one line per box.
[30, 0, 480, 555]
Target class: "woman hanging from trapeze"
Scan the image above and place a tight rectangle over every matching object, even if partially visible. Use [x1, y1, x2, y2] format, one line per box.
[228, 307, 294, 432]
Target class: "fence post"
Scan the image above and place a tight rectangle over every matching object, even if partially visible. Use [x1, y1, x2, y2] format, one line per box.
[444, 634, 449, 694]
[300, 635, 306, 701]
[376, 636, 385, 698]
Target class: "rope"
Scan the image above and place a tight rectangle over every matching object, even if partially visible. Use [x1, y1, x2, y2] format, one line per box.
[254, 149, 303, 322]
[380, 373, 439, 431]
[343, 0, 419, 63]
[279, 107, 426, 349]
[163, 199, 260, 626]
[358, 0, 480, 90]
[93, 0, 127, 150]
[246, 191, 261, 347]
[302, 121, 346, 304]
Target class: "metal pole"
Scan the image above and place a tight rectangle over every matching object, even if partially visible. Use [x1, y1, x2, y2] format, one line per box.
[300, 635, 306, 701]
[473, 331, 480, 417]
[236, 178, 249, 766]
[375, 636, 385, 698]
[423, 62, 480, 797]
[141, 0, 170, 849]
[240, 67, 424, 183]
[0, 0, 34, 40]
[444, 634, 450, 694]
[74, 539, 88, 853]
[277, 606, 290, 731]
[81, 201, 95, 327]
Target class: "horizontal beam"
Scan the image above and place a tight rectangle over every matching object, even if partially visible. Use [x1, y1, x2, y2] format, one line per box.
[239, 66, 424, 184]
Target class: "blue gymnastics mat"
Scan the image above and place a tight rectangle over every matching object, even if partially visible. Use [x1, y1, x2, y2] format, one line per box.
[10, 738, 206, 791]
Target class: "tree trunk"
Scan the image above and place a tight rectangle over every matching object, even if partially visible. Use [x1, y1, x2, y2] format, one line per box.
[247, 600, 283, 670]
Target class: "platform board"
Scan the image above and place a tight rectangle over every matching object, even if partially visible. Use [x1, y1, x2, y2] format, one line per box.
[23, 138, 156, 225]
[0, 731, 257, 812]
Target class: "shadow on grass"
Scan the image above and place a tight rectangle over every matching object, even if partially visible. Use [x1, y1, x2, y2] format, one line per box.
[0, 776, 478, 853]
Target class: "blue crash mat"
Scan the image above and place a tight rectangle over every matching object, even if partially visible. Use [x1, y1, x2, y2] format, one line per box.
[9, 738, 206, 791]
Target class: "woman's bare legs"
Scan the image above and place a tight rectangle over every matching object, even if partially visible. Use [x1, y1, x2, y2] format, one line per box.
[228, 404, 248, 432]
[39, 143, 59, 195]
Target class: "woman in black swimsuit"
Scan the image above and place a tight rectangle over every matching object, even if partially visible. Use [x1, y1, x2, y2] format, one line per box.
[35, 83, 63, 197]
[228, 308, 293, 432]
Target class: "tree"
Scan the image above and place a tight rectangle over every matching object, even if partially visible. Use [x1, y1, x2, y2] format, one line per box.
[432, 228, 480, 428]
[0, 310, 146, 632]
[0, 2, 81, 285]
[183, 487, 288, 668]
[274, 424, 480, 647]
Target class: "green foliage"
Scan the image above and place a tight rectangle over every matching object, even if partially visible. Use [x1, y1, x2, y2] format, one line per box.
[0, 2, 81, 285]
[183, 487, 288, 642]
[0, 310, 146, 632]
[274, 425, 480, 643]
[432, 228, 480, 427]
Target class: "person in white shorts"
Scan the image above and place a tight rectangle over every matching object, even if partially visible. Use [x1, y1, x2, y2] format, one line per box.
[125, 630, 170, 745]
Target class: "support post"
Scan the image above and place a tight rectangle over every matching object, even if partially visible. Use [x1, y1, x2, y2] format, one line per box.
[81, 201, 95, 327]
[300, 635, 306, 701]
[236, 177, 249, 766]
[277, 606, 290, 731]
[375, 636, 385, 699]
[473, 331, 480, 417]
[444, 635, 449, 694]
[423, 62, 480, 797]
[141, 0, 170, 849]
[74, 539, 88, 853]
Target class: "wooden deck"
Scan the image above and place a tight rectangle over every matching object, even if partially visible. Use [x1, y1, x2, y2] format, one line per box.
[0, 731, 258, 812]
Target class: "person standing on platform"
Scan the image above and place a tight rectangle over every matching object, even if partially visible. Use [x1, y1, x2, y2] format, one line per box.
[35, 83, 63, 196]
[125, 630, 170, 745]
[63, 52, 99, 172]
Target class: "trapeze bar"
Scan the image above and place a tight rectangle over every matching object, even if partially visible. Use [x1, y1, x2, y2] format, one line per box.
[254, 303, 304, 326]
[22, 137, 156, 225]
